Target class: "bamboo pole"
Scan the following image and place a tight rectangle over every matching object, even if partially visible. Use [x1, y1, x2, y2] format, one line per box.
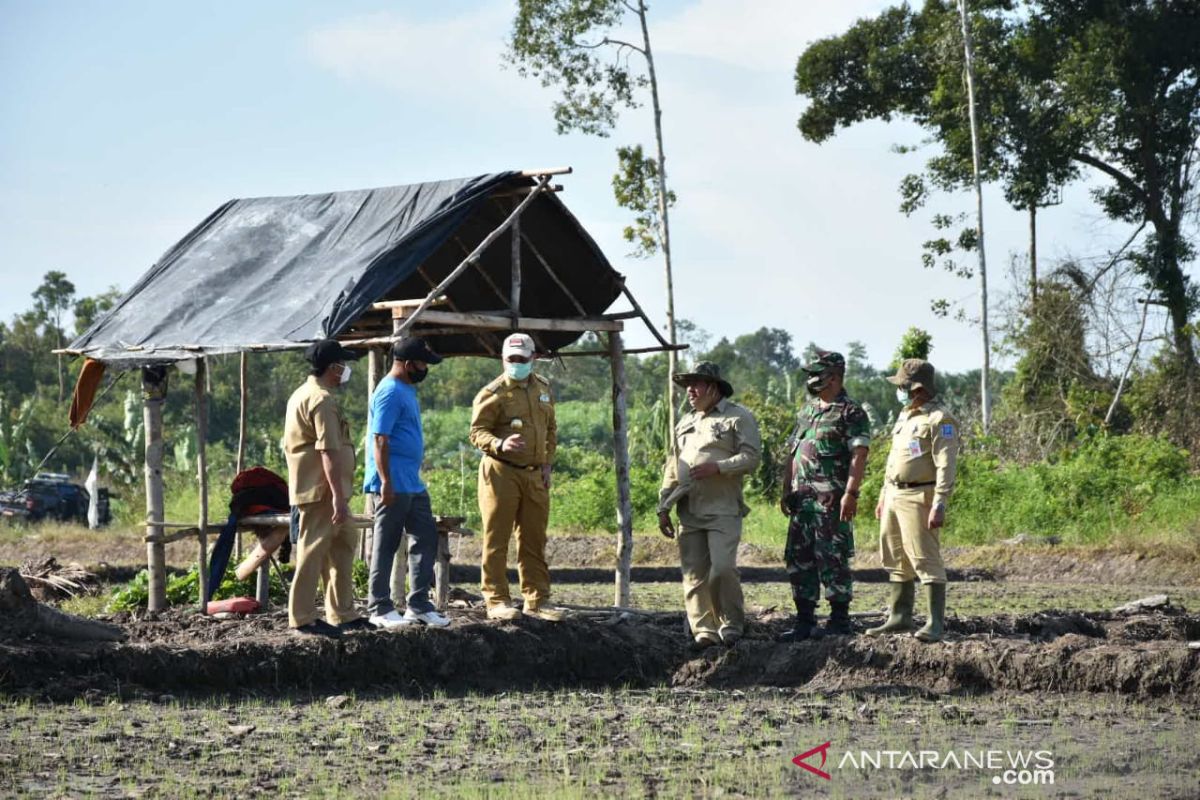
[364, 346, 385, 562]
[143, 369, 167, 612]
[511, 200, 522, 315]
[235, 352, 247, 559]
[195, 360, 210, 610]
[609, 332, 634, 607]
[392, 176, 550, 341]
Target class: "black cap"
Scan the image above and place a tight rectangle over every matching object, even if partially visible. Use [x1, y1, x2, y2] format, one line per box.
[304, 339, 363, 372]
[392, 336, 443, 364]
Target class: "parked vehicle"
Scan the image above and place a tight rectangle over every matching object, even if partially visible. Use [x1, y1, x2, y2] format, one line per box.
[0, 472, 111, 526]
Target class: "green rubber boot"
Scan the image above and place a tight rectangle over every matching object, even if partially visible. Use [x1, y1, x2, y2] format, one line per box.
[866, 581, 915, 636]
[914, 582, 946, 643]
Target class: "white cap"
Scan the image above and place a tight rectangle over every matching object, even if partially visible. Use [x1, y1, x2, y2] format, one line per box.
[502, 333, 535, 359]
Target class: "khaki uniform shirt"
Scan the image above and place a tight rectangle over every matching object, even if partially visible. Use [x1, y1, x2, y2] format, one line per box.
[884, 399, 959, 507]
[469, 373, 557, 467]
[284, 376, 356, 505]
[659, 398, 761, 526]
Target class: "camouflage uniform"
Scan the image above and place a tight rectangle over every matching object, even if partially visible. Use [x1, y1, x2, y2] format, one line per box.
[784, 356, 871, 607]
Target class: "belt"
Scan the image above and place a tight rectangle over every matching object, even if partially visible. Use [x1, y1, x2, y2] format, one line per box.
[489, 454, 540, 471]
[889, 479, 935, 489]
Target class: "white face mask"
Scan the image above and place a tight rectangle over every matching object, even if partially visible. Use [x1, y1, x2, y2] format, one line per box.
[896, 387, 910, 405]
[338, 363, 352, 385]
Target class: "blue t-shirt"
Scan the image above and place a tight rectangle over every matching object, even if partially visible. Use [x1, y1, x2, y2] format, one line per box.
[362, 376, 425, 494]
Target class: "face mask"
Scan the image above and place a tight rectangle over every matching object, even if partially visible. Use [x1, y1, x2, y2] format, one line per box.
[806, 374, 830, 396]
[408, 364, 429, 384]
[896, 387, 910, 405]
[338, 363, 352, 385]
[506, 361, 533, 381]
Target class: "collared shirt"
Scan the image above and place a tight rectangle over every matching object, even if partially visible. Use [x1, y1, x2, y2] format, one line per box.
[363, 375, 425, 494]
[283, 375, 356, 505]
[884, 399, 959, 505]
[787, 390, 871, 494]
[659, 397, 762, 525]
[469, 372, 557, 467]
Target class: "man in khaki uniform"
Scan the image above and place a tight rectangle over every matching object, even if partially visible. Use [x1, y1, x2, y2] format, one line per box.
[284, 339, 370, 638]
[868, 358, 959, 643]
[658, 362, 761, 648]
[469, 333, 565, 622]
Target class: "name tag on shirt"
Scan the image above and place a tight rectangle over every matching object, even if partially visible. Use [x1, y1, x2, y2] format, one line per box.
[908, 440, 923, 458]
[540, 394, 550, 403]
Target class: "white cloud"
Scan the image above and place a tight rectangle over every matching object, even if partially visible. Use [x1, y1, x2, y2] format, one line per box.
[305, 6, 538, 106]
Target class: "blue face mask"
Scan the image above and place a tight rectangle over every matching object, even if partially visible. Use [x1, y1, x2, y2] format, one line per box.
[506, 361, 533, 381]
[896, 387, 910, 406]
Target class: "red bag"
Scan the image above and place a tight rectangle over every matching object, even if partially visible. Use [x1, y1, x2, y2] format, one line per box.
[206, 597, 261, 615]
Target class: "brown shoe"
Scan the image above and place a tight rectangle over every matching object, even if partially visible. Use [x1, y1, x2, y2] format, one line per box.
[524, 605, 567, 622]
[692, 632, 721, 650]
[487, 604, 522, 621]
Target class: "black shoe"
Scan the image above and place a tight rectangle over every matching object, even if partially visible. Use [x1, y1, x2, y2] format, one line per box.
[292, 620, 343, 639]
[812, 600, 854, 638]
[338, 617, 377, 633]
[778, 600, 818, 642]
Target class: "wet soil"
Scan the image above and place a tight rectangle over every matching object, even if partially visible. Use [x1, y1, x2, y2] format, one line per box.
[3, 604, 1197, 703]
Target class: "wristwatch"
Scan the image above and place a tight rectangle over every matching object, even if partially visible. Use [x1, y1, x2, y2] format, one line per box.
[846, 488, 860, 498]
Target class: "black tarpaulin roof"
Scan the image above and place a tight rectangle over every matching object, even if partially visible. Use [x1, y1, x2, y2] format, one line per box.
[68, 171, 625, 365]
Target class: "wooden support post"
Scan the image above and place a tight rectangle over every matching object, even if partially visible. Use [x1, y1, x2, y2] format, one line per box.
[235, 352, 247, 559]
[434, 532, 451, 611]
[195, 360, 210, 610]
[363, 346, 386, 562]
[609, 332, 634, 607]
[256, 562, 270, 607]
[142, 369, 168, 612]
[511, 204, 522, 316]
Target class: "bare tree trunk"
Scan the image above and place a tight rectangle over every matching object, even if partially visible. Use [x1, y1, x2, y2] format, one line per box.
[609, 332, 634, 607]
[1029, 205, 1038, 305]
[638, 1, 679, 440]
[1105, 297, 1152, 427]
[958, 0, 991, 433]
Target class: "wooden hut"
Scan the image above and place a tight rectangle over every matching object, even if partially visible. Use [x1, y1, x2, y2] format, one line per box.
[58, 168, 682, 612]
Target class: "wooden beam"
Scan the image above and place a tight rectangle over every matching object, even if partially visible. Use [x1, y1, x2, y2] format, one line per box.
[195, 360, 210, 610]
[609, 332, 634, 608]
[548, 344, 689, 358]
[369, 296, 450, 312]
[511, 200, 522, 315]
[415, 266, 498, 356]
[142, 369, 167, 612]
[452, 234, 512, 311]
[621, 284, 674, 350]
[390, 308, 623, 333]
[520, 166, 572, 176]
[393, 176, 551, 341]
[235, 352, 247, 560]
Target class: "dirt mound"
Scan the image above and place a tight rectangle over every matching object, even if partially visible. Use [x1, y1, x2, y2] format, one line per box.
[3, 606, 1198, 703]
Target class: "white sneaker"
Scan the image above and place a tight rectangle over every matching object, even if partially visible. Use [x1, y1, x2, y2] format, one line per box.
[369, 610, 414, 629]
[404, 608, 451, 627]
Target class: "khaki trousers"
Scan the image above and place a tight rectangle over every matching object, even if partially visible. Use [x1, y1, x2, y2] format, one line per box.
[678, 518, 744, 636]
[288, 495, 361, 628]
[478, 457, 550, 609]
[879, 485, 946, 584]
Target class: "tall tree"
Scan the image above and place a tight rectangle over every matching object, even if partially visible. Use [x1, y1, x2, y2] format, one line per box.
[507, 0, 681, 433]
[31, 271, 76, 402]
[794, 0, 1200, 380]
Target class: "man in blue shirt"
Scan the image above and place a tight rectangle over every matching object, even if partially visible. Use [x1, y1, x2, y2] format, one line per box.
[363, 336, 449, 628]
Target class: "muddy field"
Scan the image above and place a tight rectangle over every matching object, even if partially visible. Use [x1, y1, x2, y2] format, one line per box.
[3, 532, 1199, 797]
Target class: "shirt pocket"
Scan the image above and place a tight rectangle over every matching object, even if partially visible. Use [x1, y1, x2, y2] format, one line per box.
[814, 425, 843, 457]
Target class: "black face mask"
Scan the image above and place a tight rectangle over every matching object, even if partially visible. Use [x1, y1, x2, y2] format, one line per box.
[806, 374, 830, 396]
[407, 364, 429, 384]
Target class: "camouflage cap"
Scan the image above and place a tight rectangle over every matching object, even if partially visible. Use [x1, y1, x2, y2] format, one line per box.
[672, 361, 734, 397]
[801, 349, 845, 374]
[886, 358, 936, 391]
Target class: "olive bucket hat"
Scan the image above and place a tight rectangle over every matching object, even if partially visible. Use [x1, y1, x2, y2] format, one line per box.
[886, 358, 936, 391]
[672, 361, 734, 397]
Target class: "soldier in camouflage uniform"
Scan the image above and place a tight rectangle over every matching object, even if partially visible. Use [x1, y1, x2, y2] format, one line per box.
[779, 350, 872, 641]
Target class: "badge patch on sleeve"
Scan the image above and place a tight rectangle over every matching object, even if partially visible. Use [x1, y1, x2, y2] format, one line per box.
[941, 424, 955, 437]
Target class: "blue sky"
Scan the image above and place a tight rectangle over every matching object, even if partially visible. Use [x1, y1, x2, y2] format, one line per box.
[0, 0, 1168, 372]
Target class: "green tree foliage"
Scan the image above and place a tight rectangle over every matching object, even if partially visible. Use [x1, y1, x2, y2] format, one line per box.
[795, 0, 1200, 372]
[612, 144, 676, 258]
[891, 326, 933, 369]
